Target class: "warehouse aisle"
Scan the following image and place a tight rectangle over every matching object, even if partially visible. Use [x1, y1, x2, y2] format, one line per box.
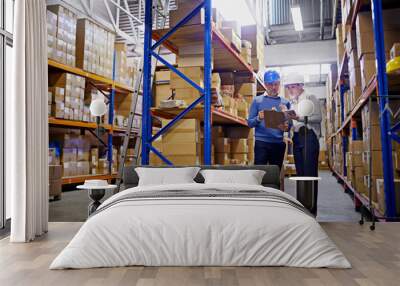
[285, 170, 360, 222]
[50, 170, 360, 222]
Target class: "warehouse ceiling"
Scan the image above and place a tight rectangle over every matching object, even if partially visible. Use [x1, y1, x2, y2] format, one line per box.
[265, 0, 338, 44]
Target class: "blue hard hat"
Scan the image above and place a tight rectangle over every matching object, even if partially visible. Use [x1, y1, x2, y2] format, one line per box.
[264, 70, 280, 84]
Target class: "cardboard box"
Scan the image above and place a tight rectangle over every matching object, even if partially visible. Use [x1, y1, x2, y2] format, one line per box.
[215, 153, 230, 165]
[360, 53, 376, 89]
[215, 138, 230, 153]
[155, 70, 171, 84]
[171, 75, 203, 89]
[237, 83, 256, 96]
[169, 1, 205, 27]
[231, 153, 248, 162]
[49, 165, 62, 180]
[161, 119, 199, 133]
[220, 27, 241, 53]
[241, 25, 264, 58]
[177, 55, 207, 68]
[376, 179, 400, 215]
[154, 84, 172, 107]
[168, 155, 200, 165]
[49, 179, 62, 198]
[163, 130, 199, 144]
[174, 88, 201, 104]
[230, 138, 248, 153]
[162, 142, 199, 156]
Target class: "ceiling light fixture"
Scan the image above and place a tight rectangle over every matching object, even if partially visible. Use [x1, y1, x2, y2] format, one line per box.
[291, 5, 304, 31]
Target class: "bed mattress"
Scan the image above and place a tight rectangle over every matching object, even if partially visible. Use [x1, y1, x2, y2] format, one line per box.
[50, 183, 351, 269]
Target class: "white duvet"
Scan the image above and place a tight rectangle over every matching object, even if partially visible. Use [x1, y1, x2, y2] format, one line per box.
[50, 183, 351, 269]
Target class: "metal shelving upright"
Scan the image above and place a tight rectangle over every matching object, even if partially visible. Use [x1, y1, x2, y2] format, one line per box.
[141, 0, 217, 166]
[48, 50, 132, 185]
[330, 0, 400, 220]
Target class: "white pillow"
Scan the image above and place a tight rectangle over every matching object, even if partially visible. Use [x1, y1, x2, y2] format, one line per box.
[135, 167, 201, 186]
[200, 169, 266, 185]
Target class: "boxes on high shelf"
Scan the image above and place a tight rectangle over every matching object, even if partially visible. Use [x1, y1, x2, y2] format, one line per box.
[171, 67, 204, 89]
[76, 18, 115, 78]
[154, 70, 172, 107]
[241, 25, 264, 72]
[345, 29, 357, 54]
[336, 24, 345, 67]
[220, 27, 241, 53]
[114, 43, 129, 85]
[47, 5, 77, 66]
[240, 40, 252, 65]
[360, 53, 376, 90]
[356, 10, 400, 60]
[47, 10, 58, 60]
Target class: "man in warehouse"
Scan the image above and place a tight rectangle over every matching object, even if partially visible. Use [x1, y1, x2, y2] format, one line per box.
[247, 70, 292, 170]
[285, 73, 322, 177]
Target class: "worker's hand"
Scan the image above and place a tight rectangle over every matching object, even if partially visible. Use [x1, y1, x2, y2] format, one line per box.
[286, 110, 299, 120]
[258, 111, 264, 120]
[277, 122, 289, 132]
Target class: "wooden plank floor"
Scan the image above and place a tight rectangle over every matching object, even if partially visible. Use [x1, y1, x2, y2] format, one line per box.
[0, 222, 399, 286]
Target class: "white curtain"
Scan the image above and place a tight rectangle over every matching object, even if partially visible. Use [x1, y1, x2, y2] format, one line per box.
[8, 0, 49, 242]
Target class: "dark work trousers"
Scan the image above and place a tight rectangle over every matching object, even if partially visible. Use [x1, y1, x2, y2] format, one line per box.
[293, 128, 320, 177]
[254, 140, 286, 170]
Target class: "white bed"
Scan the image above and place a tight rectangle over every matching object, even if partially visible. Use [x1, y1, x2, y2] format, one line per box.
[50, 183, 351, 269]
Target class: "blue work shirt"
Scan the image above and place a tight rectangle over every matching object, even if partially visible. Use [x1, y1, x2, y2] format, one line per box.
[247, 94, 291, 143]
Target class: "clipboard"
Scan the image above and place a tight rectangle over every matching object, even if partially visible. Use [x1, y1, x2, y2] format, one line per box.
[264, 110, 286, 129]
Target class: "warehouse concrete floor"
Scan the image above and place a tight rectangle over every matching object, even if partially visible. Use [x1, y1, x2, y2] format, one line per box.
[49, 170, 360, 222]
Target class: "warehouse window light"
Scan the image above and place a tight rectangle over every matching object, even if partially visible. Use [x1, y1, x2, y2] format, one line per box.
[290, 4, 304, 31]
[213, 0, 256, 26]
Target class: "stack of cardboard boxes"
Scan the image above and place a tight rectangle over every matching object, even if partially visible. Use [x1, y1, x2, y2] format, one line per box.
[241, 25, 264, 72]
[161, 119, 201, 165]
[76, 18, 115, 78]
[47, 5, 77, 66]
[230, 138, 248, 165]
[336, 24, 345, 69]
[114, 93, 141, 129]
[48, 72, 90, 121]
[115, 43, 137, 87]
[61, 134, 91, 177]
[49, 165, 63, 200]
[220, 21, 242, 53]
[240, 40, 252, 65]
[356, 10, 400, 90]
[347, 140, 365, 195]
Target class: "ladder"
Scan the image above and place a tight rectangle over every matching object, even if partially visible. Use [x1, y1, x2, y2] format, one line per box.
[116, 0, 171, 190]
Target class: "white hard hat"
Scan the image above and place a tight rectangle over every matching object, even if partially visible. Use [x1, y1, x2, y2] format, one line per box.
[284, 73, 305, 86]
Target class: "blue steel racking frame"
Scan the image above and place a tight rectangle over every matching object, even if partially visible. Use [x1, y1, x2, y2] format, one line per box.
[332, 0, 400, 219]
[141, 0, 213, 165]
[107, 50, 117, 174]
[370, 0, 397, 218]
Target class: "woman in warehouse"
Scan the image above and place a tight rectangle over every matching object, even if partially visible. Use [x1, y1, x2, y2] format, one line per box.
[285, 74, 322, 177]
[247, 70, 292, 170]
